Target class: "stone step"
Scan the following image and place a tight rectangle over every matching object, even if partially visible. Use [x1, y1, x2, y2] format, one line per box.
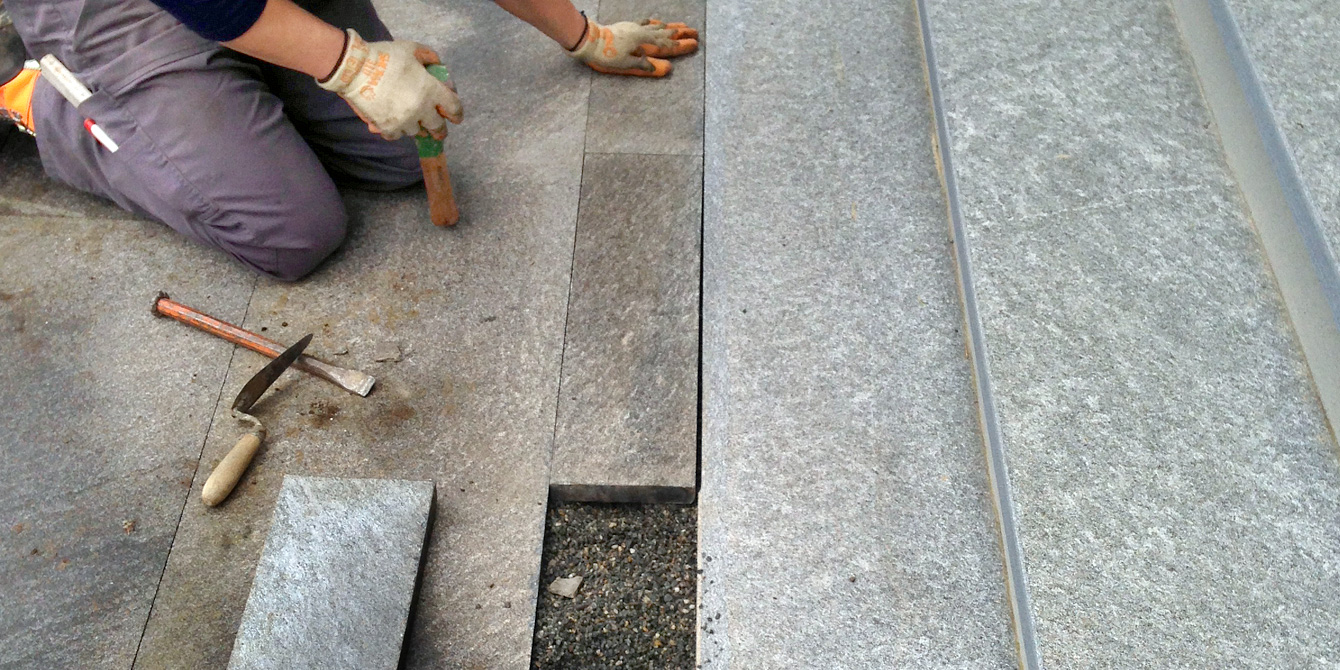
[921, 0, 1340, 666]
[1174, 0, 1340, 463]
[697, 0, 1016, 666]
[228, 477, 434, 670]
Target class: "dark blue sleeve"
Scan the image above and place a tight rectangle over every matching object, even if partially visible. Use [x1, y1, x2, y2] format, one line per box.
[151, 0, 268, 41]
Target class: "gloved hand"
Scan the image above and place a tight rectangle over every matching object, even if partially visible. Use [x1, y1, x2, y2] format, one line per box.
[318, 29, 463, 141]
[568, 18, 699, 77]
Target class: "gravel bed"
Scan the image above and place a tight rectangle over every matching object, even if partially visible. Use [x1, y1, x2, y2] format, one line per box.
[531, 502, 696, 669]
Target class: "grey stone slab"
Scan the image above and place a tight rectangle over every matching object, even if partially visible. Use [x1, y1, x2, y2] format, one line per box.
[0, 214, 254, 668]
[583, 0, 704, 155]
[0, 131, 144, 221]
[550, 153, 700, 504]
[699, 0, 1015, 667]
[132, 1, 594, 669]
[228, 477, 433, 670]
[1227, 0, 1340, 284]
[925, 0, 1340, 666]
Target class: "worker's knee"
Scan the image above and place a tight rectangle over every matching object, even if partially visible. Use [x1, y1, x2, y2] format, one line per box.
[357, 140, 423, 191]
[226, 192, 348, 282]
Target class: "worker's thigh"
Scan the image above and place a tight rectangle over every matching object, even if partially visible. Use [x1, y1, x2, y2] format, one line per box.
[32, 51, 348, 281]
[259, 0, 423, 191]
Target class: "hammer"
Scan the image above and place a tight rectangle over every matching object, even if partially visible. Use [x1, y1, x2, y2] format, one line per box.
[419, 64, 459, 227]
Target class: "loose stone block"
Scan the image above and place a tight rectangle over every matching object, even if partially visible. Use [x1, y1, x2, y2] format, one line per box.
[228, 477, 434, 670]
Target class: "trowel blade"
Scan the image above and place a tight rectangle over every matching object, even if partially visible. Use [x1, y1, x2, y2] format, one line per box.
[231, 333, 314, 414]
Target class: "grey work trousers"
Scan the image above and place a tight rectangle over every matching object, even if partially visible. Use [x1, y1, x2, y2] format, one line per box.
[19, 0, 421, 280]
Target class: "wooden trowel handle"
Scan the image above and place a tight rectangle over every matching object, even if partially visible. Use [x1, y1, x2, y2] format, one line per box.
[202, 431, 264, 507]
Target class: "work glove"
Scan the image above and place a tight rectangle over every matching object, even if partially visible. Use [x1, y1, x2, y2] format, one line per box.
[318, 29, 463, 141]
[568, 18, 699, 77]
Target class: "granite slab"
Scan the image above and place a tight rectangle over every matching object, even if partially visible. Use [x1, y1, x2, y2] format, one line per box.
[0, 213, 254, 668]
[550, 153, 701, 503]
[584, 0, 705, 155]
[925, 0, 1340, 665]
[131, 0, 595, 668]
[228, 477, 434, 670]
[699, 0, 1015, 666]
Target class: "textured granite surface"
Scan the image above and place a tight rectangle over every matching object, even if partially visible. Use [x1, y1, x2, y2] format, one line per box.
[0, 213, 254, 668]
[551, 153, 701, 503]
[130, 2, 594, 667]
[1226, 0, 1340, 277]
[698, 0, 1015, 667]
[228, 477, 433, 670]
[926, 0, 1340, 665]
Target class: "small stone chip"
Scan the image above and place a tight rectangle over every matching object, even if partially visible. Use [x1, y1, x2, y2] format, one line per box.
[122, 519, 136, 535]
[371, 342, 403, 362]
[547, 575, 583, 598]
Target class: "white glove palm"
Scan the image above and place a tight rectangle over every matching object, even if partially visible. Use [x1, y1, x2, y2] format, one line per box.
[318, 29, 463, 141]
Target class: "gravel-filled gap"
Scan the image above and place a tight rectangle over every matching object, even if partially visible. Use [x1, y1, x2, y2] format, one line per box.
[531, 501, 697, 669]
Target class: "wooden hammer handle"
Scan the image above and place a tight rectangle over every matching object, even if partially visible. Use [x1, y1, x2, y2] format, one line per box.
[421, 152, 459, 227]
[152, 295, 375, 396]
[420, 64, 460, 227]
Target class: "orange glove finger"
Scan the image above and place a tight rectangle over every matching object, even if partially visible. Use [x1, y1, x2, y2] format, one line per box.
[640, 38, 698, 58]
[586, 57, 672, 78]
[644, 20, 699, 40]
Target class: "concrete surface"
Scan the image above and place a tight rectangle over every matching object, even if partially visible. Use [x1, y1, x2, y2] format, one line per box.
[1226, 0, 1340, 284]
[0, 211, 253, 669]
[551, 153, 701, 503]
[698, 0, 1015, 667]
[925, 0, 1340, 665]
[228, 477, 434, 670]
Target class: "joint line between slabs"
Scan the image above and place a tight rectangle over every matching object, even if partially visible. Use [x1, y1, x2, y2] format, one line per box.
[129, 274, 259, 668]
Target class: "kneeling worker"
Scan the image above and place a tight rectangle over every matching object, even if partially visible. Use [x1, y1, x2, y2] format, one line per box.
[0, 0, 697, 279]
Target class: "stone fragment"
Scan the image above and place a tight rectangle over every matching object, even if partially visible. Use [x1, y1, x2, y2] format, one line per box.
[547, 576, 583, 598]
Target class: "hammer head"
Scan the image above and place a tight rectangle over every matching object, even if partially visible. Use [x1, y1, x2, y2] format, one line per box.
[231, 333, 313, 415]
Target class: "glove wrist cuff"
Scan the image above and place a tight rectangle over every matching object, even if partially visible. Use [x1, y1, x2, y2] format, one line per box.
[317, 29, 368, 92]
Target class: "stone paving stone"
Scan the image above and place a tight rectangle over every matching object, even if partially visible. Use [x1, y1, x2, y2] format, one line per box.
[550, 153, 701, 503]
[0, 214, 253, 668]
[0, 131, 144, 221]
[228, 477, 433, 670]
[132, 1, 595, 668]
[698, 0, 1015, 667]
[1226, 0, 1340, 279]
[925, 0, 1340, 665]
[584, 0, 704, 155]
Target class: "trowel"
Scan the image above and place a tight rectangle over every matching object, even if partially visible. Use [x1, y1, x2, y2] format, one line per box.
[201, 333, 313, 507]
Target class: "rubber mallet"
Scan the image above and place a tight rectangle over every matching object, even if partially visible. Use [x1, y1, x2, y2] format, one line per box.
[418, 64, 460, 227]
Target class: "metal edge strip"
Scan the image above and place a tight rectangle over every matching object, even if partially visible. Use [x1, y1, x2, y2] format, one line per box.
[912, 1, 1043, 668]
[1205, 0, 1340, 327]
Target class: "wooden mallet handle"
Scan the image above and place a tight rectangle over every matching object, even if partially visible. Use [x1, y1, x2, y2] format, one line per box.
[420, 64, 460, 227]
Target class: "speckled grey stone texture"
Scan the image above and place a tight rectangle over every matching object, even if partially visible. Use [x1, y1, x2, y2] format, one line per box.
[0, 214, 254, 668]
[584, 0, 704, 156]
[228, 477, 433, 670]
[132, 1, 596, 668]
[698, 0, 1014, 667]
[551, 153, 701, 503]
[1226, 0, 1340, 281]
[925, 0, 1340, 665]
